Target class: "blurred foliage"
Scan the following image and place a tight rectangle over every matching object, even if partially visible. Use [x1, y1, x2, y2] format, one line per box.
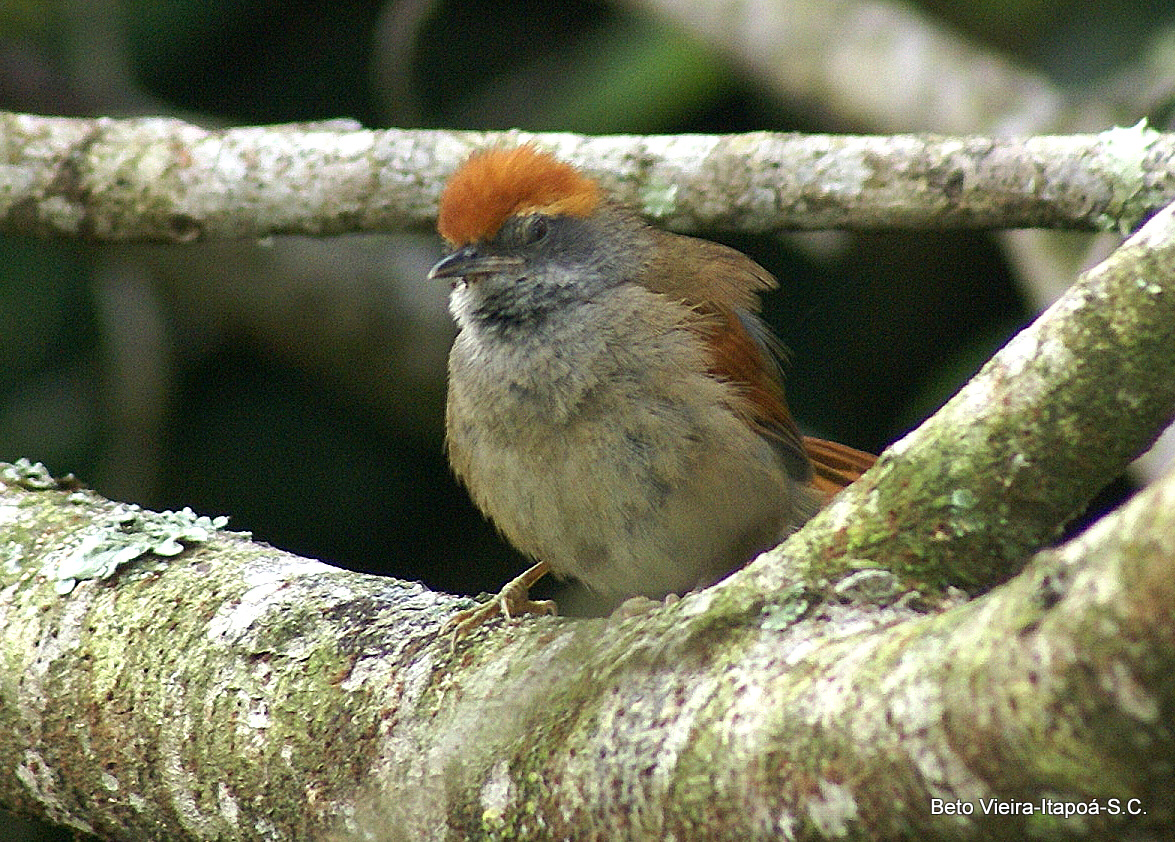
[0, 2, 43, 36]
[0, 240, 99, 471]
[925, 0, 1175, 83]
[412, 3, 728, 131]
[125, 0, 386, 123]
[2, 2, 1172, 836]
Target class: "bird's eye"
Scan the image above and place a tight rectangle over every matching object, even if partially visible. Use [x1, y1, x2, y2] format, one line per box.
[523, 215, 549, 245]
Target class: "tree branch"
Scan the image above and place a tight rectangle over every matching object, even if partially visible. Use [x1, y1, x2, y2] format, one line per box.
[0, 443, 1172, 839]
[5, 107, 1175, 838]
[2, 201, 1175, 840]
[2, 111, 1174, 241]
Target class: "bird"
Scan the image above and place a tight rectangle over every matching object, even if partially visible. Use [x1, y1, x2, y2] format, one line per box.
[428, 145, 874, 636]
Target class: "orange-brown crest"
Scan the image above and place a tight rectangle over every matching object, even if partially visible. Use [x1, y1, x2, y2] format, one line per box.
[437, 145, 602, 246]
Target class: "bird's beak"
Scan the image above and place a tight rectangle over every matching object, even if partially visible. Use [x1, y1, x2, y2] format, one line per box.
[428, 245, 524, 281]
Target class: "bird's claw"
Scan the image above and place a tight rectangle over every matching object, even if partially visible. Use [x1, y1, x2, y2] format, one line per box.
[443, 560, 555, 648]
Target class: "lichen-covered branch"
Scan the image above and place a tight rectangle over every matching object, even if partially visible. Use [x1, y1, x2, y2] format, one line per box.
[4, 110, 1175, 839]
[0, 451, 1172, 840]
[1, 111, 1174, 241]
[765, 196, 1175, 594]
[2, 203, 1175, 834]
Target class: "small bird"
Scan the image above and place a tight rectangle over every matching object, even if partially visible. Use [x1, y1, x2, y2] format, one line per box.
[429, 145, 874, 635]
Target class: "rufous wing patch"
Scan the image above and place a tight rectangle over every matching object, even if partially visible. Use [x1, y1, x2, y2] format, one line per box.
[640, 230, 811, 479]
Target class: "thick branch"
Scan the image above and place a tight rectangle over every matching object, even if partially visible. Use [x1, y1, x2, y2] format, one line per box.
[765, 197, 1175, 593]
[4, 112, 1175, 840]
[1, 205, 1173, 842]
[1, 112, 1173, 241]
[3, 202, 1175, 834]
[0, 456, 1172, 840]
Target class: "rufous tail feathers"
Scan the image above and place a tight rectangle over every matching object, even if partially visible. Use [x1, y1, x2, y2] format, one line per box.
[803, 436, 876, 501]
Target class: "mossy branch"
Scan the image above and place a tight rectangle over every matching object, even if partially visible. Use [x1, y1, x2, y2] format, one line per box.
[0, 452, 1173, 839]
[757, 197, 1175, 595]
[1, 205, 1174, 837]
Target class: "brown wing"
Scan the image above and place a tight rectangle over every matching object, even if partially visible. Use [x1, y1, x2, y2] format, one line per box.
[803, 436, 877, 501]
[642, 229, 811, 482]
[642, 227, 774, 309]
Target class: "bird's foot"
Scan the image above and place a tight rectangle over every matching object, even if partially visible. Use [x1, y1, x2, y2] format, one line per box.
[443, 560, 555, 646]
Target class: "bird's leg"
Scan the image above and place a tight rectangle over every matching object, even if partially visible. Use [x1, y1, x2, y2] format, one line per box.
[443, 560, 556, 643]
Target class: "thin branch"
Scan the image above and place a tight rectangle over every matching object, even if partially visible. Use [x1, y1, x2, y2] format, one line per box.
[2, 112, 1174, 241]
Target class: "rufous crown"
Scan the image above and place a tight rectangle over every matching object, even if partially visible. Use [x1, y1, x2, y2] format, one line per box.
[437, 145, 601, 245]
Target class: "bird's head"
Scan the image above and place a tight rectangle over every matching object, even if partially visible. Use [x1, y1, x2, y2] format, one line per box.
[428, 145, 650, 329]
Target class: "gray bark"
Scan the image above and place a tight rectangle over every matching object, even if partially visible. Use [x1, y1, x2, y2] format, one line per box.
[1, 111, 1173, 240]
[2, 196, 1175, 840]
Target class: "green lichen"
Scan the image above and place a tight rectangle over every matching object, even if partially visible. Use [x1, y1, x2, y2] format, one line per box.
[640, 180, 679, 218]
[50, 504, 229, 594]
[1, 458, 66, 490]
[760, 583, 812, 629]
[1096, 119, 1160, 233]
